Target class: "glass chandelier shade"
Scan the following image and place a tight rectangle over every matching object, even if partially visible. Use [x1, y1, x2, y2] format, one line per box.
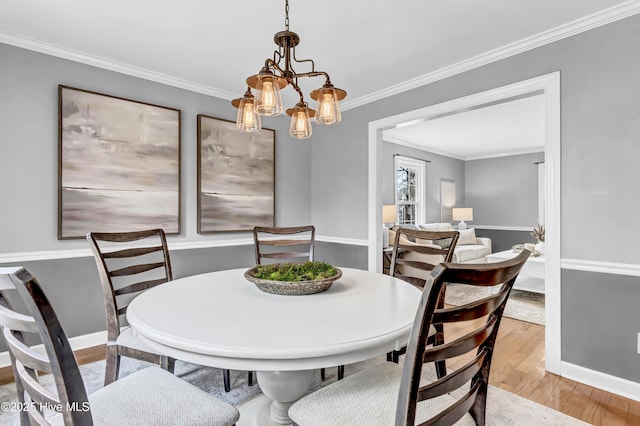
[286, 103, 314, 139]
[247, 69, 287, 116]
[310, 83, 346, 125]
[232, 89, 261, 132]
[231, 0, 347, 139]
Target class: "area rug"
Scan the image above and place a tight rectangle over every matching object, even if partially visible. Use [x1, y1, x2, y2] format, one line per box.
[0, 357, 586, 425]
[446, 283, 545, 326]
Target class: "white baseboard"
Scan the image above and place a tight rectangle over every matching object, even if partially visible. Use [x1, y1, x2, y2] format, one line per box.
[0, 330, 106, 368]
[562, 361, 640, 402]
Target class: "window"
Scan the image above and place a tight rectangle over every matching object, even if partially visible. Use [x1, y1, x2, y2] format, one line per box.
[394, 156, 426, 225]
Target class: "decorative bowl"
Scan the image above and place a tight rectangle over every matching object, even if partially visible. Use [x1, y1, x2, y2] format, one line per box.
[244, 264, 343, 296]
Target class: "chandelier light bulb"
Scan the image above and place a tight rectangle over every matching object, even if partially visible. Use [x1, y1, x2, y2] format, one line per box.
[232, 89, 261, 132]
[315, 90, 341, 125]
[287, 103, 314, 139]
[237, 99, 261, 132]
[255, 76, 284, 116]
[310, 83, 346, 126]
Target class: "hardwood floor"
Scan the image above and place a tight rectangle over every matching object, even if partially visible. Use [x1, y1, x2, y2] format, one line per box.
[446, 316, 640, 425]
[1, 320, 638, 424]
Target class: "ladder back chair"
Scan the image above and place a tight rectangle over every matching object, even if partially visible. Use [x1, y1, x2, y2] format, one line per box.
[0, 266, 240, 426]
[87, 229, 176, 386]
[253, 225, 343, 381]
[87, 229, 251, 391]
[289, 250, 529, 426]
[389, 228, 460, 373]
[253, 225, 315, 265]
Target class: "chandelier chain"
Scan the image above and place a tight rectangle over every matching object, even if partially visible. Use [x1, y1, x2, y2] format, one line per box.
[285, 0, 289, 30]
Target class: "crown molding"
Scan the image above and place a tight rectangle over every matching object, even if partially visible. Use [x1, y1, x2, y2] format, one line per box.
[0, 33, 237, 100]
[383, 135, 466, 161]
[3, 2, 639, 109]
[383, 134, 544, 161]
[341, 0, 640, 111]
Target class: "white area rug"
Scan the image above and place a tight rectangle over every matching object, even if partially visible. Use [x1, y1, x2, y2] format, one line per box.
[446, 283, 545, 326]
[0, 356, 586, 425]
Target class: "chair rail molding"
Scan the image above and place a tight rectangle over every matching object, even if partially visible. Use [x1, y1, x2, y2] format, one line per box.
[473, 225, 533, 232]
[0, 235, 368, 264]
[561, 258, 640, 278]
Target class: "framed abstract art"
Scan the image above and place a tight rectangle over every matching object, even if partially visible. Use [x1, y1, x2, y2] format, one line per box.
[197, 115, 275, 233]
[58, 85, 181, 239]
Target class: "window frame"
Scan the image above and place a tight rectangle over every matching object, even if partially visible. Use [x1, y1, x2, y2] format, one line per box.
[394, 155, 426, 225]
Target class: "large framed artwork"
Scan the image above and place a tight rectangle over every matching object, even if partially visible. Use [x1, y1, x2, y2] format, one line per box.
[58, 85, 181, 239]
[197, 115, 275, 233]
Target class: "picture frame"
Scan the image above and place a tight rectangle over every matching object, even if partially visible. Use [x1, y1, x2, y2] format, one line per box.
[440, 178, 456, 223]
[58, 85, 181, 239]
[197, 115, 275, 233]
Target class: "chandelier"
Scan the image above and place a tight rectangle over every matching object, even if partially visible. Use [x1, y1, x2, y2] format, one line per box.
[232, 0, 347, 139]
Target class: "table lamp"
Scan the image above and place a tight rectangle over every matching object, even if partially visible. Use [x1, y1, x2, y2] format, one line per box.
[452, 207, 473, 230]
[382, 204, 397, 247]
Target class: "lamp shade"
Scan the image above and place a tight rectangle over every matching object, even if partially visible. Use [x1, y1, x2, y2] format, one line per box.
[382, 205, 397, 223]
[452, 208, 473, 221]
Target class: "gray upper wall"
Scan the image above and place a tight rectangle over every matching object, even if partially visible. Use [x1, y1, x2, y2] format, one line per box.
[311, 14, 640, 265]
[466, 152, 544, 227]
[381, 146, 543, 227]
[0, 43, 312, 253]
[382, 142, 465, 223]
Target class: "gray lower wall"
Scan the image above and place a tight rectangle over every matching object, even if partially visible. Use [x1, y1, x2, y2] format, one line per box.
[562, 269, 640, 383]
[474, 229, 537, 253]
[382, 142, 465, 222]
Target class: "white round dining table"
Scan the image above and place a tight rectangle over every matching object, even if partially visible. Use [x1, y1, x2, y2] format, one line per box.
[127, 266, 421, 426]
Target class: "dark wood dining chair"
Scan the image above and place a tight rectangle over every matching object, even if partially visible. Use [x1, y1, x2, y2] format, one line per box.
[253, 225, 343, 381]
[388, 228, 460, 374]
[253, 225, 316, 265]
[87, 229, 178, 386]
[0, 266, 240, 426]
[289, 250, 529, 426]
[87, 229, 249, 392]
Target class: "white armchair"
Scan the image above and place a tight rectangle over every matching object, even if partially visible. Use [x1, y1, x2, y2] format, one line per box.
[389, 224, 491, 264]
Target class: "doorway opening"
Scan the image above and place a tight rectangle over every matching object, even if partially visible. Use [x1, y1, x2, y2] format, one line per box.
[367, 72, 561, 374]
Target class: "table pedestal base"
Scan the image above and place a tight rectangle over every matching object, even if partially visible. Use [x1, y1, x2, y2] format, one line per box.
[237, 370, 314, 426]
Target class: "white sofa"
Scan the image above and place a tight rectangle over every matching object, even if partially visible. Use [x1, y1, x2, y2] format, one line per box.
[389, 223, 491, 263]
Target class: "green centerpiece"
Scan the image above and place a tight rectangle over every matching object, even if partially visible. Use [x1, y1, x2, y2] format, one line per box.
[244, 261, 342, 295]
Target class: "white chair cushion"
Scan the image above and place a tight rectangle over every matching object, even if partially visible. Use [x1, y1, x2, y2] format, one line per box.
[117, 326, 162, 353]
[289, 362, 475, 426]
[89, 367, 239, 426]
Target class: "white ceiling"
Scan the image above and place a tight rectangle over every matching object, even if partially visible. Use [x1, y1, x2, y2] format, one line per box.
[1, 0, 637, 157]
[383, 94, 546, 160]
